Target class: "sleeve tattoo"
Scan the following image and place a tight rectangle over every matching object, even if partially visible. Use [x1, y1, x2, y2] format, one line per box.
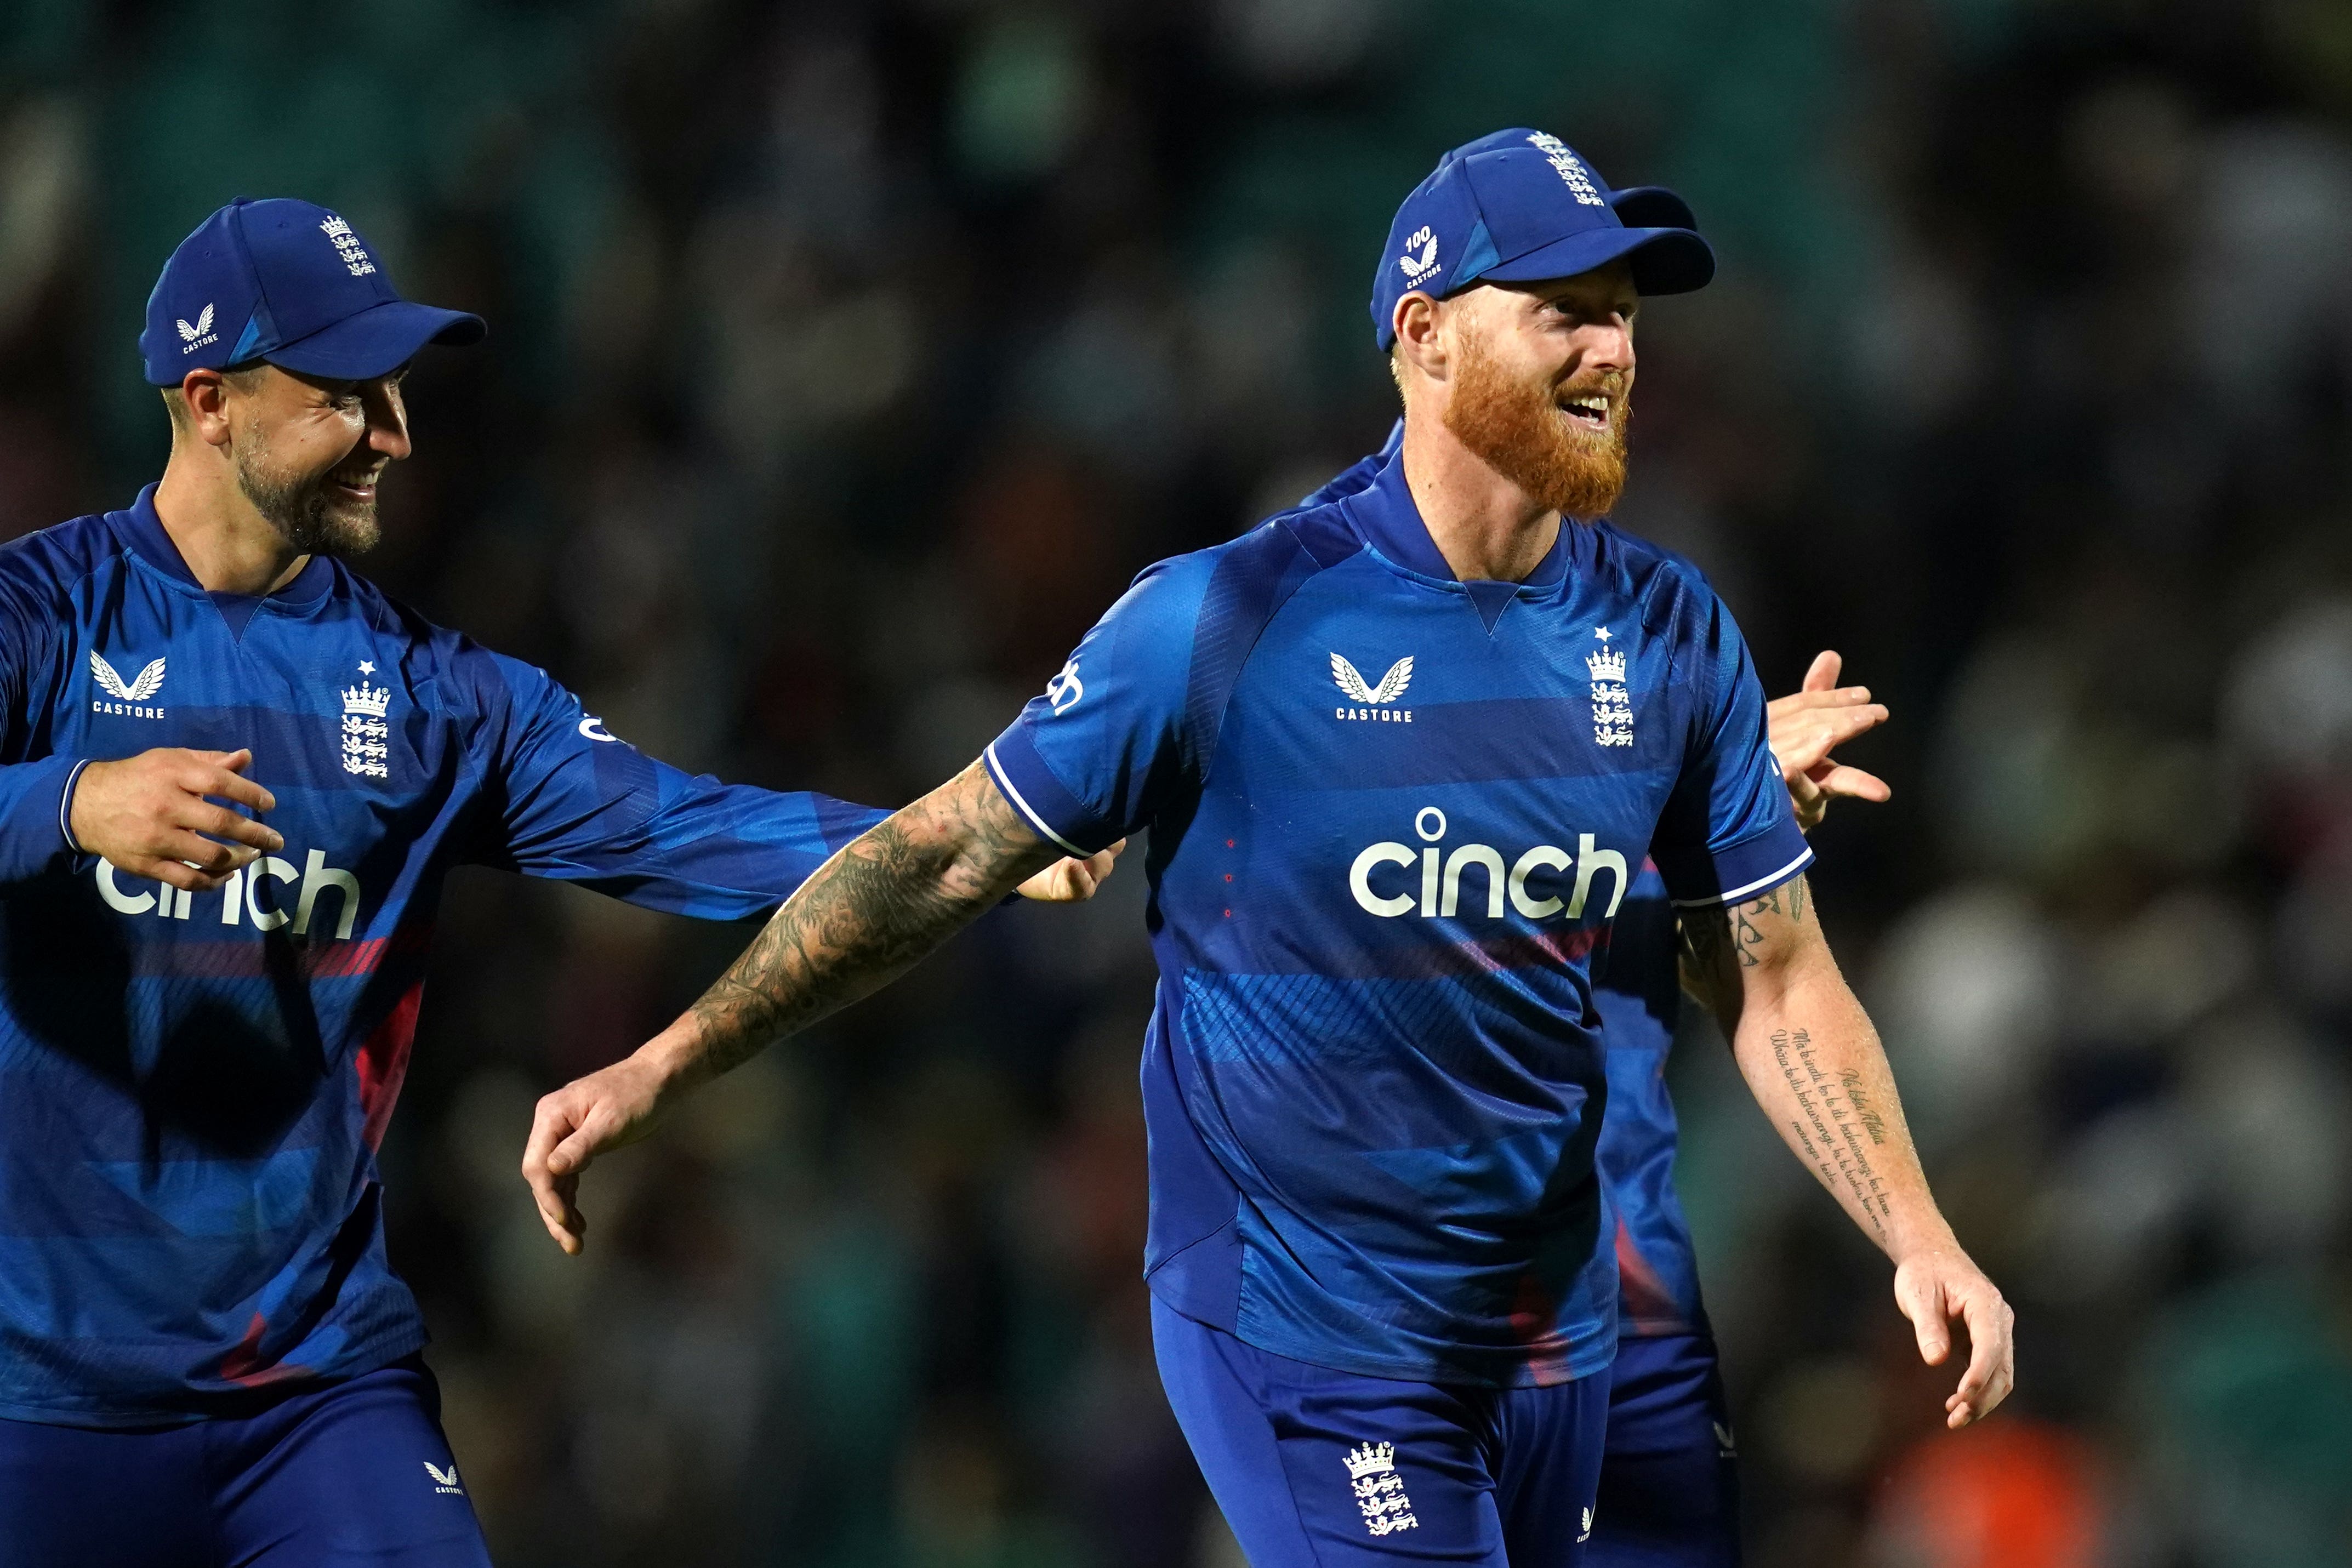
[685, 761, 1058, 1074]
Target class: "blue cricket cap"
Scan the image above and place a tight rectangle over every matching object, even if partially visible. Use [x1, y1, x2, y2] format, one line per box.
[140, 197, 485, 386]
[1370, 129, 1715, 349]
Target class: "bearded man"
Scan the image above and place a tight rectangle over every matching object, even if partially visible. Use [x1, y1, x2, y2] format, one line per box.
[522, 133, 2013, 1565]
[0, 197, 1110, 1567]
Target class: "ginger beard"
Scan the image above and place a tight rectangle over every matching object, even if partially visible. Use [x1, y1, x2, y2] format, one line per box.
[1442, 323, 1630, 521]
[229, 410, 382, 559]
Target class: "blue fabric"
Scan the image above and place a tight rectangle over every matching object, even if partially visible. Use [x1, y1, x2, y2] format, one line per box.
[140, 198, 482, 386]
[1301, 447, 1713, 1345]
[0, 487, 887, 1426]
[1593, 863, 1705, 1337]
[1154, 1296, 1608, 1566]
[987, 444, 1805, 1389]
[0, 1355, 491, 1567]
[1370, 132, 1714, 349]
[1588, 1332, 1741, 1567]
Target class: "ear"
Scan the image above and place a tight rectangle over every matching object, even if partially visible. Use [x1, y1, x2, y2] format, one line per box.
[176, 368, 235, 448]
[1391, 293, 1449, 391]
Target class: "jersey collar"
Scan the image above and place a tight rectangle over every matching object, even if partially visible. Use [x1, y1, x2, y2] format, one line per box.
[1342, 445, 1570, 594]
[116, 483, 335, 621]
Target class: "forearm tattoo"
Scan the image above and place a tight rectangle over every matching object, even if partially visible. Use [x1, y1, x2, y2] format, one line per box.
[1772, 1026, 1891, 1234]
[1677, 880, 1806, 978]
[685, 761, 1057, 1075]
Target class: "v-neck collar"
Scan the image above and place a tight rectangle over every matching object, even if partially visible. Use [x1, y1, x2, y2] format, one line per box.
[1340, 449, 1569, 631]
[116, 483, 334, 636]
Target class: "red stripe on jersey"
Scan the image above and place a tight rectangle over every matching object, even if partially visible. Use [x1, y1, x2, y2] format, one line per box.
[356, 982, 423, 1152]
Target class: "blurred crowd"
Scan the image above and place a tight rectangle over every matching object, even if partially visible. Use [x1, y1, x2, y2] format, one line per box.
[6, 0, 2352, 1563]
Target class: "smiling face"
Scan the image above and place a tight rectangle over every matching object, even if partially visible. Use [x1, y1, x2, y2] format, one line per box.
[218, 363, 414, 557]
[1425, 259, 1639, 520]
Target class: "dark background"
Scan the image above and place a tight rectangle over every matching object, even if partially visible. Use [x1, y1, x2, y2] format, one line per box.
[7, 1, 2352, 1563]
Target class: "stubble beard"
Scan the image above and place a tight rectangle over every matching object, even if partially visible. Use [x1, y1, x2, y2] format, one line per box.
[1442, 328, 1630, 521]
[234, 435, 381, 559]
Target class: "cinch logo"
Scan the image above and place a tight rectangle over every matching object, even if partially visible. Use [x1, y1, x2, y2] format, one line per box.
[1348, 807, 1627, 920]
[95, 847, 364, 938]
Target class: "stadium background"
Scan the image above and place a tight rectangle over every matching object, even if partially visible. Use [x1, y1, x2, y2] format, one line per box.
[6, 0, 2352, 1563]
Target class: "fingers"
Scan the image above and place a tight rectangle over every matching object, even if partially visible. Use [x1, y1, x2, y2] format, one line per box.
[1802, 651, 1842, 692]
[1810, 764, 1892, 803]
[189, 801, 284, 853]
[521, 1095, 590, 1256]
[201, 762, 276, 816]
[1772, 705, 1890, 774]
[1946, 1290, 2017, 1429]
[1898, 1271, 1952, 1368]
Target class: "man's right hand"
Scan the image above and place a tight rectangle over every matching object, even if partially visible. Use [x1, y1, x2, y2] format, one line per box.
[67, 748, 282, 892]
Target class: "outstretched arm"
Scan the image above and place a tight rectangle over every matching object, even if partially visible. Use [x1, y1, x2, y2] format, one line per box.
[1679, 877, 2014, 1429]
[520, 759, 1098, 1252]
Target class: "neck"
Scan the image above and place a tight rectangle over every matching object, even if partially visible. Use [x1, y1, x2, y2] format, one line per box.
[1397, 407, 1560, 583]
[152, 447, 310, 595]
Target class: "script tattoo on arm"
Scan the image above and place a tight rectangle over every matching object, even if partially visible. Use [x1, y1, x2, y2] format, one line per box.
[1772, 1027, 1892, 1234]
[684, 760, 1061, 1076]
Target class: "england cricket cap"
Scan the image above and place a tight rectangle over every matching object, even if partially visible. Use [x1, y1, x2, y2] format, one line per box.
[140, 197, 484, 386]
[1370, 129, 1715, 349]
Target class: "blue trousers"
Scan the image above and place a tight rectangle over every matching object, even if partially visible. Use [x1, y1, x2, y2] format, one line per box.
[0, 1356, 491, 1568]
[1586, 1332, 1740, 1567]
[1154, 1296, 1610, 1565]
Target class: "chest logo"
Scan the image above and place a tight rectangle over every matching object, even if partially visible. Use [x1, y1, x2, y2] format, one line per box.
[1587, 628, 1632, 748]
[90, 651, 168, 717]
[340, 661, 391, 779]
[1332, 652, 1414, 723]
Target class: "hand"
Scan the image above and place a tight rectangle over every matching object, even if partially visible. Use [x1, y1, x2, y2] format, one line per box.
[68, 748, 282, 892]
[1767, 652, 1890, 832]
[1016, 839, 1125, 902]
[520, 1048, 682, 1256]
[1893, 1244, 2015, 1428]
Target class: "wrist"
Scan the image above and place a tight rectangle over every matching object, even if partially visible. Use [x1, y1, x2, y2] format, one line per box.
[636, 1020, 714, 1095]
[59, 758, 95, 855]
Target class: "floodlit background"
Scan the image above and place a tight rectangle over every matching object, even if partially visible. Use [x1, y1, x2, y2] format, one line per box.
[7, 1, 2352, 1563]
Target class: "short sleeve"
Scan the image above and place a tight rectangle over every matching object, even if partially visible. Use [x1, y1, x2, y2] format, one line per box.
[1648, 584, 1812, 908]
[982, 556, 1216, 856]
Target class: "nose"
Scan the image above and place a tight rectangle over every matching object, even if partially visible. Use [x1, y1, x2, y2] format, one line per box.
[363, 379, 412, 463]
[1582, 317, 1636, 379]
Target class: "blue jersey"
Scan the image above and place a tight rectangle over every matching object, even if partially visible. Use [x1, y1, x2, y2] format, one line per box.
[1591, 863, 1705, 1337]
[982, 446, 1806, 1387]
[0, 487, 885, 1427]
[1296, 437, 1710, 1343]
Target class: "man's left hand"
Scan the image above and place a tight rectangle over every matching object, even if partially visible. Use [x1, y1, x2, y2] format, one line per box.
[1893, 1242, 2017, 1428]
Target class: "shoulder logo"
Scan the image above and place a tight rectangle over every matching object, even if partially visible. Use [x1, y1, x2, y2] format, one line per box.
[1713, 1421, 1738, 1456]
[424, 1460, 464, 1494]
[1586, 627, 1631, 748]
[175, 303, 217, 351]
[318, 215, 378, 277]
[1343, 1442, 1417, 1536]
[1045, 659, 1084, 715]
[1332, 652, 1413, 723]
[340, 660, 391, 778]
[90, 651, 167, 718]
[1398, 225, 1440, 286]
